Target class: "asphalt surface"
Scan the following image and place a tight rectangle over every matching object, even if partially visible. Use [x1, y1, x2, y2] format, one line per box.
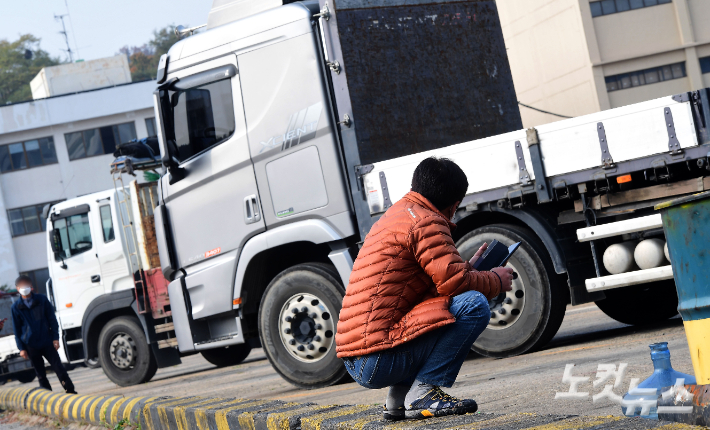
[2, 303, 696, 419]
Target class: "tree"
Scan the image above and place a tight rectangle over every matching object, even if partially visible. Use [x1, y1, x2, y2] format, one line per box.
[119, 25, 181, 82]
[0, 34, 61, 105]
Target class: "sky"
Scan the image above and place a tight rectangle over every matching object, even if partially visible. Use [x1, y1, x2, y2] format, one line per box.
[1, 0, 214, 62]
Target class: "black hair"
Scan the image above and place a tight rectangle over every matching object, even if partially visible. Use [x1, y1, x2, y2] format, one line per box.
[411, 157, 468, 211]
[15, 275, 33, 287]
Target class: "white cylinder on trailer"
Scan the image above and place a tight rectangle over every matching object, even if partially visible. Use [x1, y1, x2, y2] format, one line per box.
[634, 238, 667, 270]
[664, 242, 671, 263]
[603, 242, 637, 274]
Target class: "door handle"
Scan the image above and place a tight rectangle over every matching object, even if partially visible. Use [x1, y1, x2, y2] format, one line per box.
[91, 275, 101, 283]
[243, 195, 261, 224]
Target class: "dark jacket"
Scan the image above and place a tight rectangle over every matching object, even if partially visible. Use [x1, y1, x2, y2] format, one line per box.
[11, 293, 60, 351]
[336, 192, 502, 358]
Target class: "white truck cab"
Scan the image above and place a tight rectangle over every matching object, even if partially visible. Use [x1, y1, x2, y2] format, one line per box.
[46, 190, 133, 365]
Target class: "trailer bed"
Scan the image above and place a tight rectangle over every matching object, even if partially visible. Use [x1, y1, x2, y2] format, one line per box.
[361, 92, 710, 214]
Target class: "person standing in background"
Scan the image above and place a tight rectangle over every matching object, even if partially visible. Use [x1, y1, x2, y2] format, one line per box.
[11, 275, 76, 393]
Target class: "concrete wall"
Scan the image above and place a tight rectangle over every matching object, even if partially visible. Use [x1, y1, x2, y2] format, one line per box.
[499, 0, 710, 127]
[0, 186, 19, 289]
[0, 81, 156, 277]
[688, 0, 710, 45]
[0, 80, 155, 135]
[497, 0, 602, 128]
[592, 3, 680, 64]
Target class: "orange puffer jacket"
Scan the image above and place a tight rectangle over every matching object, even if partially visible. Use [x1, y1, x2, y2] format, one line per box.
[336, 191, 502, 358]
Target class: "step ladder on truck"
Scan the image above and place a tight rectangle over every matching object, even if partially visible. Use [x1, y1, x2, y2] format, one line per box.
[145, 0, 710, 389]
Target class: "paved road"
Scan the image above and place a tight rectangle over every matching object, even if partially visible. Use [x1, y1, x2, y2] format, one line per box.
[4, 303, 694, 418]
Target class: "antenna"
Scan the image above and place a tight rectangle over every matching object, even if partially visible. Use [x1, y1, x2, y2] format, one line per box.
[54, 13, 73, 62]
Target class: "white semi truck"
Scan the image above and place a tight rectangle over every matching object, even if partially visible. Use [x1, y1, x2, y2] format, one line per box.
[45, 0, 710, 388]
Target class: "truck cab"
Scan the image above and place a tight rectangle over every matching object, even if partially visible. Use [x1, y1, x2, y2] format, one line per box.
[46, 190, 133, 366]
[153, 0, 361, 387]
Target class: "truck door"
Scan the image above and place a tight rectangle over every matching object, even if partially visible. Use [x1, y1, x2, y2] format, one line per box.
[48, 203, 103, 330]
[158, 55, 263, 320]
[94, 197, 131, 293]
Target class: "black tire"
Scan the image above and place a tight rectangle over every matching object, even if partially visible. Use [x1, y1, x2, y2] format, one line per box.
[595, 280, 678, 325]
[15, 370, 35, 384]
[201, 344, 252, 367]
[85, 357, 100, 369]
[456, 224, 566, 357]
[258, 263, 347, 388]
[98, 316, 158, 386]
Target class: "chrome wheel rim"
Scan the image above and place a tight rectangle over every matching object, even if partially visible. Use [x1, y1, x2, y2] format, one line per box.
[488, 259, 527, 330]
[278, 293, 335, 363]
[109, 332, 136, 369]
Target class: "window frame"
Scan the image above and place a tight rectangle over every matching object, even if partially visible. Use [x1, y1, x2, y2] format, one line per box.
[0, 136, 58, 173]
[605, 62, 687, 93]
[167, 78, 237, 166]
[99, 204, 115, 243]
[590, 0, 672, 17]
[699, 56, 710, 75]
[158, 64, 239, 167]
[6, 200, 63, 237]
[52, 212, 94, 260]
[145, 117, 157, 137]
[64, 122, 137, 161]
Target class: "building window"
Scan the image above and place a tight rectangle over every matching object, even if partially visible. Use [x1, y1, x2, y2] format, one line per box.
[65, 122, 137, 160]
[605, 62, 686, 92]
[20, 268, 49, 296]
[590, 0, 672, 17]
[0, 137, 58, 173]
[7, 201, 63, 237]
[145, 118, 157, 137]
[699, 56, 710, 74]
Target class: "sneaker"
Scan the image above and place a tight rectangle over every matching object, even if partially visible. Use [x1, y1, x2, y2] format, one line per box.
[405, 386, 478, 419]
[382, 405, 405, 421]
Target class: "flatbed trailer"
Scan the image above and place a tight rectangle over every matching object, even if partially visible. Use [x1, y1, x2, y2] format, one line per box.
[355, 90, 710, 355]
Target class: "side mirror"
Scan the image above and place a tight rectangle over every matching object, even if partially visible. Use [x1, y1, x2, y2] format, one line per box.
[50, 230, 61, 254]
[163, 143, 187, 185]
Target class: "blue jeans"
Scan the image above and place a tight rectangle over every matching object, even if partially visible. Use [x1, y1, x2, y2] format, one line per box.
[343, 290, 490, 389]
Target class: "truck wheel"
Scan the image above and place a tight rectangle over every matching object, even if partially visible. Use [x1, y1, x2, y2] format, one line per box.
[98, 316, 158, 386]
[595, 280, 678, 325]
[16, 370, 35, 384]
[258, 263, 347, 388]
[201, 344, 252, 367]
[456, 224, 566, 357]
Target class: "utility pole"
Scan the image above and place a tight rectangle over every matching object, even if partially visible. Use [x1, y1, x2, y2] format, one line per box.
[54, 13, 73, 63]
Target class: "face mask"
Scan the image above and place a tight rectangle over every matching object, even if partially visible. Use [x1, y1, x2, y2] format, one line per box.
[18, 287, 31, 296]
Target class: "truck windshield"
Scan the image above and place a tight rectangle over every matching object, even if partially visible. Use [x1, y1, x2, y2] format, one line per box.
[53, 213, 92, 260]
[166, 79, 235, 163]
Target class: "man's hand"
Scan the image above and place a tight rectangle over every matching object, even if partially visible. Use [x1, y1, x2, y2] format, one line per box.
[53, 340, 60, 351]
[492, 267, 514, 292]
[469, 242, 488, 267]
[20, 350, 28, 360]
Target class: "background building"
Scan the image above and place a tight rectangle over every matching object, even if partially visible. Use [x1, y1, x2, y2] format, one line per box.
[0, 58, 155, 292]
[499, 0, 710, 127]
